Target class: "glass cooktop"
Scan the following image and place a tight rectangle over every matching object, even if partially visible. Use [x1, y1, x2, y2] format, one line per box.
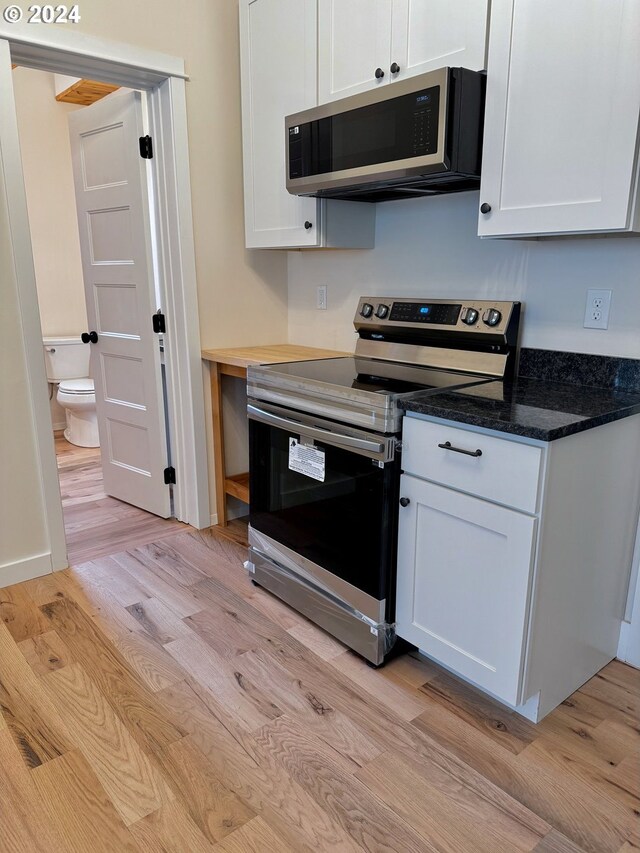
[266, 357, 491, 396]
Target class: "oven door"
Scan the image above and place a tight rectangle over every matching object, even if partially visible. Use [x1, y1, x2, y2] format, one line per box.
[248, 401, 400, 618]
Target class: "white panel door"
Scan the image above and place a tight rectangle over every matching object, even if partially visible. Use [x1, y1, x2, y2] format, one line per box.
[69, 91, 171, 517]
[318, 0, 393, 102]
[478, 0, 640, 237]
[396, 475, 536, 705]
[239, 0, 319, 248]
[391, 0, 488, 79]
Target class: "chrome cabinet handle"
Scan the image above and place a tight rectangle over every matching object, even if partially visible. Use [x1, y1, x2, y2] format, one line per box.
[438, 440, 483, 458]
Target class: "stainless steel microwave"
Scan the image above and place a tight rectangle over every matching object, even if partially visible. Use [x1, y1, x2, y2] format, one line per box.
[285, 67, 485, 203]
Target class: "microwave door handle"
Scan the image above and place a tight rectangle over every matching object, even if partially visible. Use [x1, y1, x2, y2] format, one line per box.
[247, 404, 384, 455]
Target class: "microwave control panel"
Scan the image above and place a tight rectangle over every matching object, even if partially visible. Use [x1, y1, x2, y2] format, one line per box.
[411, 87, 438, 156]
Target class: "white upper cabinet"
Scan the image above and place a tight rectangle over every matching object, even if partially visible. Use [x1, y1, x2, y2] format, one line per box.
[478, 0, 640, 238]
[318, 0, 488, 103]
[239, 0, 318, 248]
[390, 0, 489, 81]
[318, 0, 393, 102]
[239, 0, 376, 249]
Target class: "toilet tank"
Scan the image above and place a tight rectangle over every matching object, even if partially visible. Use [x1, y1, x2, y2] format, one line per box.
[42, 336, 90, 382]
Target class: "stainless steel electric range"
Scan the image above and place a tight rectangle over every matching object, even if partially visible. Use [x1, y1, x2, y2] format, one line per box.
[245, 297, 521, 665]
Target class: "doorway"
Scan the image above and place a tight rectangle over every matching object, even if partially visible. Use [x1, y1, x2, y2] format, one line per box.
[12, 66, 186, 563]
[0, 29, 210, 581]
[54, 434, 184, 564]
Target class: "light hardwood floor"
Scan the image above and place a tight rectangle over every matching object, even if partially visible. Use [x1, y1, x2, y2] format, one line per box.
[0, 521, 638, 852]
[55, 433, 189, 565]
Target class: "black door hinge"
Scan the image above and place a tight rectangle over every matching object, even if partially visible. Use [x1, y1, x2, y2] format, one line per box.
[164, 466, 176, 485]
[152, 311, 166, 334]
[139, 135, 153, 159]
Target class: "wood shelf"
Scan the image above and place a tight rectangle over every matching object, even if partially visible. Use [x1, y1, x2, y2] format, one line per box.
[56, 79, 120, 106]
[225, 472, 250, 504]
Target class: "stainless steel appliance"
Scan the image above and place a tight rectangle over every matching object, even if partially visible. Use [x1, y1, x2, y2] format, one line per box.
[286, 68, 485, 202]
[246, 297, 521, 664]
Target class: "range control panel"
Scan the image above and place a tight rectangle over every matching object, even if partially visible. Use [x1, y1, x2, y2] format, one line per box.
[355, 297, 520, 336]
[389, 302, 461, 325]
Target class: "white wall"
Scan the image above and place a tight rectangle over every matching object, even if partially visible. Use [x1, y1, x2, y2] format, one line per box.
[12, 68, 86, 430]
[12, 68, 86, 337]
[0, 116, 51, 582]
[288, 192, 640, 359]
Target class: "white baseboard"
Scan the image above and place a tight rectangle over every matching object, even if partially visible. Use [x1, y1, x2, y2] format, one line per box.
[52, 421, 66, 431]
[617, 619, 640, 669]
[0, 552, 52, 586]
[209, 513, 219, 527]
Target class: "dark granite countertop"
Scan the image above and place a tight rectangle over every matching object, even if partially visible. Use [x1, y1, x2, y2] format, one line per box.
[401, 376, 640, 441]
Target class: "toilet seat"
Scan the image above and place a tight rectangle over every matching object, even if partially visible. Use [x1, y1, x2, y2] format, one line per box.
[58, 378, 94, 395]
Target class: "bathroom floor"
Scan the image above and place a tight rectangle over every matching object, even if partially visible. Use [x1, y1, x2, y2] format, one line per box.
[55, 431, 188, 566]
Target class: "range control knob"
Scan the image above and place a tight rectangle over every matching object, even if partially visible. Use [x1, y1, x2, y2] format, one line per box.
[482, 308, 502, 327]
[375, 303, 389, 319]
[461, 307, 479, 326]
[360, 302, 374, 318]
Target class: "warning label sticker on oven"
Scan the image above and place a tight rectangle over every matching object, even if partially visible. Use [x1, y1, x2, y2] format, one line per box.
[288, 437, 325, 482]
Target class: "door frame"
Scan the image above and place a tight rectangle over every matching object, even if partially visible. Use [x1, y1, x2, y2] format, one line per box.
[0, 24, 210, 572]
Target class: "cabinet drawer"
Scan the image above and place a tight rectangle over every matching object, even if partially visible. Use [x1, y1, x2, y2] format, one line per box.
[402, 416, 542, 513]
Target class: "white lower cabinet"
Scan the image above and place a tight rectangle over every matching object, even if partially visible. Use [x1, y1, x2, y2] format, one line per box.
[396, 413, 640, 721]
[396, 476, 536, 706]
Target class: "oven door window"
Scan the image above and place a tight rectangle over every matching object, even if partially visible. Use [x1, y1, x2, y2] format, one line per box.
[249, 420, 398, 602]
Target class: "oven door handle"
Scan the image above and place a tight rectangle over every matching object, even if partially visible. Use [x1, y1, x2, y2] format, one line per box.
[247, 404, 385, 455]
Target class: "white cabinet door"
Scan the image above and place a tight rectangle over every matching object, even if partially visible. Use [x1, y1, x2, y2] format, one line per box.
[318, 0, 393, 102]
[239, 0, 319, 248]
[396, 475, 536, 705]
[391, 0, 488, 80]
[478, 0, 640, 238]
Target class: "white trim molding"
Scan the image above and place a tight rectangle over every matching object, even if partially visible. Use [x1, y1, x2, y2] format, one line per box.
[149, 78, 211, 529]
[0, 38, 67, 571]
[618, 512, 640, 668]
[0, 552, 53, 587]
[1, 21, 187, 84]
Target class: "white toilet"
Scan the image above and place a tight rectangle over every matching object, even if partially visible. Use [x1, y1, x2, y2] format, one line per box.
[43, 336, 99, 448]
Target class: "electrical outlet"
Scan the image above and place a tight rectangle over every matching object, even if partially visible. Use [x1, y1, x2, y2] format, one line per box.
[583, 289, 612, 330]
[316, 285, 327, 310]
